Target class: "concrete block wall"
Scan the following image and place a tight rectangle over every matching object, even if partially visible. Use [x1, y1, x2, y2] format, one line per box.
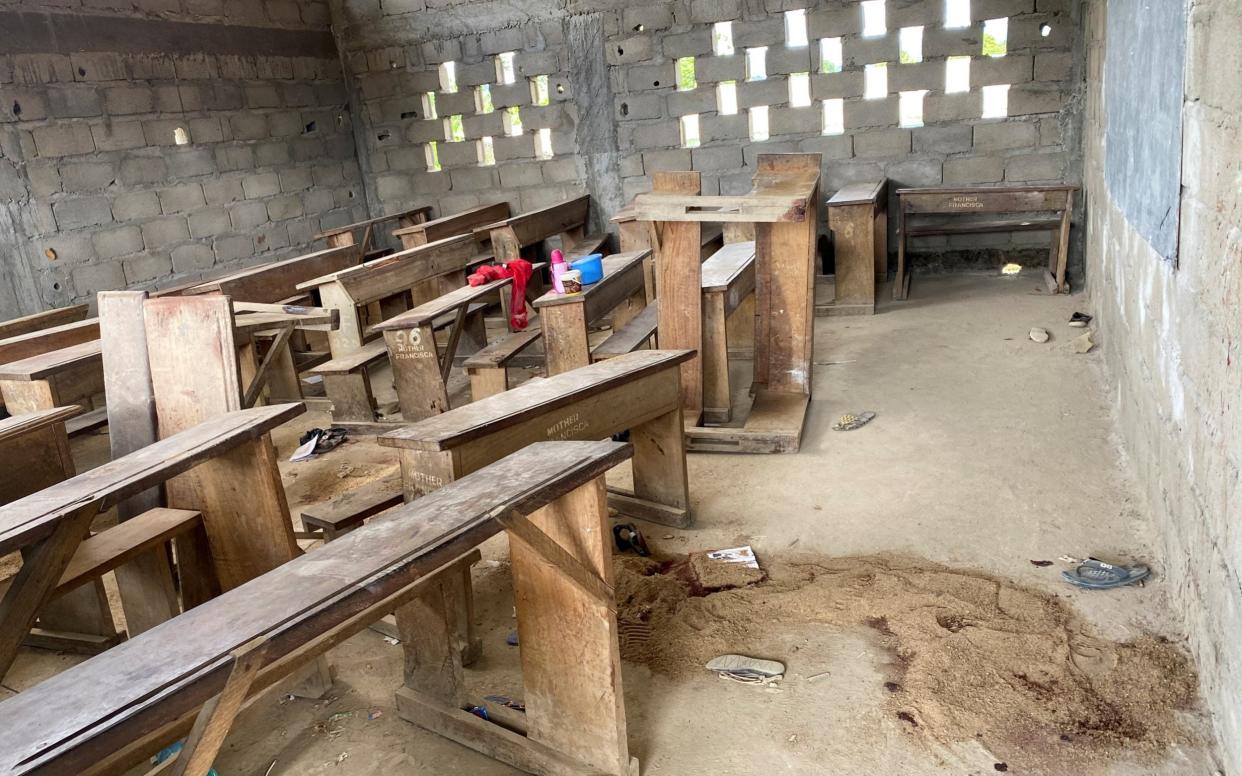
[332, 0, 1084, 275]
[1084, 0, 1242, 770]
[0, 3, 364, 318]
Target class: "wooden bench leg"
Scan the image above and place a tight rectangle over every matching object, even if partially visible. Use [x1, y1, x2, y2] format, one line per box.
[540, 304, 590, 377]
[620, 403, 692, 529]
[169, 638, 268, 776]
[318, 283, 365, 357]
[1, 379, 58, 415]
[701, 291, 732, 424]
[323, 372, 376, 423]
[468, 366, 509, 401]
[385, 326, 451, 422]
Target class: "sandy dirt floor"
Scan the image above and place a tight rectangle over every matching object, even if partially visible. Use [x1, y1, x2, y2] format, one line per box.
[4, 270, 1223, 775]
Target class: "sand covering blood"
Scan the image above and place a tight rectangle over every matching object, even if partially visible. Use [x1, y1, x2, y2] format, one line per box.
[614, 552, 1198, 772]
[292, 461, 397, 505]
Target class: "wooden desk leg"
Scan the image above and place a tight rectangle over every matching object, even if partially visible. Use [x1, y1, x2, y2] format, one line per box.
[540, 304, 590, 377]
[656, 218, 705, 422]
[830, 202, 878, 313]
[318, 283, 365, 357]
[701, 291, 731, 424]
[467, 367, 509, 401]
[0, 504, 99, 679]
[511, 476, 634, 775]
[1053, 191, 1073, 294]
[385, 326, 450, 422]
[627, 401, 692, 529]
[894, 209, 909, 301]
[1, 380, 57, 415]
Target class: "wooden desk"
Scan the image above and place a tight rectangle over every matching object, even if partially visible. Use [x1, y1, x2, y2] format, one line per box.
[826, 179, 887, 315]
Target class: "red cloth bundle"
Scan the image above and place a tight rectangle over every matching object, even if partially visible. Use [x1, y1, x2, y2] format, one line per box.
[467, 258, 534, 330]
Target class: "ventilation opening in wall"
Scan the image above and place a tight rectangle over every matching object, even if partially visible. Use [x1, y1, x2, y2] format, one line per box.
[477, 136, 496, 166]
[11, 101, 20, 117]
[444, 114, 465, 142]
[983, 18, 1009, 56]
[717, 81, 738, 114]
[535, 127, 553, 159]
[785, 9, 808, 47]
[900, 26, 924, 63]
[981, 83, 1009, 118]
[945, 56, 970, 93]
[864, 63, 888, 99]
[303, 120, 318, 134]
[680, 114, 701, 148]
[745, 47, 767, 81]
[173, 127, 190, 145]
[399, 109, 418, 120]
[475, 84, 494, 113]
[425, 141, 441, 172]
[945, 0, 971, 29]
[748, 105, 769, 141]
[861, 0, 886, 37]
[822, 98, 844, 135]
[530, 75, 550, 106]
[713, 21, 734, 56]
[503, 106, 524, 136]
[556, 83, 564, 94]
[423, 92, 438, 119]
[439, 61, 458, 93]
[820, 37, 843, 73]
[496, 51, 517, 84]
[899, 90, 926, 127]
[676, 57, 697, 91]
[1040, 23, 1052, 37]
[789, 72, 812, 107]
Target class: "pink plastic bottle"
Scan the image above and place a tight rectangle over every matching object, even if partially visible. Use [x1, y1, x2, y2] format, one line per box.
[550, 248, 568, 294]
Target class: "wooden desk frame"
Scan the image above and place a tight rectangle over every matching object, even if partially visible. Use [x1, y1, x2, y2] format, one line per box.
[825, 179, 888, 315]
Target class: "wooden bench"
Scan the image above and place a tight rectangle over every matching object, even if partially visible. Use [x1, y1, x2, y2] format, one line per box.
[0, 304, 89, 341]
[463, 326, 545, 400]
[895, 184, 1077, 300]
[0, 403, 303, 680]
[826, 179, 888, 315]
[480, 194, 608, 266]
[317, 205, 433, 254]
[0, 440, 640, 776]
[185, 245, 363, 304]
[530, 249, 651, 376]
[615, 206, 725, 299]
[0, 317, 99, 371]
[393, 202, 511, 250]
[0, 339, 104, 417]
[299, 472, 404, 540]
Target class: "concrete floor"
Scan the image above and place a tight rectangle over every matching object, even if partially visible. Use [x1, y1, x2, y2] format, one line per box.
[8, 270, 1219, 775]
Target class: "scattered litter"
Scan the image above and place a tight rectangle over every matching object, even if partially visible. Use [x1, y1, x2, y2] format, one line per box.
[335, 463, 356, 479]
[506, 630, 519, 647]
[382, 636, 400, 646]
[477, 559, 503, 569]
[335, 752, 349, 765]
[1029, 327, 1050, 343]
[1001, 262, 1023, 275]
[289, 436, 318, 463]
[1068, 312, 1093, 327]
[612, 523, 650, 556]
[1071, 330, 1096, 354]
[290, 428, 348, 462]
[1061, 557, 1150, 590]
[706, 546, 760, 570]
[467, 705, 490, 721]
[807, 671, 831, 682]
[367, 709, 383, 721]
[484, 695, 527, 712]
[663, 534, 674, 540]
[706, 653, 786, 684]
[833, 410, 876, 431]
[1029, 559, 1054, 567]
[328, 711, 353, 723]
[152, 742, 218, 776]
[264, 760, 277, 776]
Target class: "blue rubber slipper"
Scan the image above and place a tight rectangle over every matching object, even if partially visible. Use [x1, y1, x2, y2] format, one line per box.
[1061, 559, 1149, 589]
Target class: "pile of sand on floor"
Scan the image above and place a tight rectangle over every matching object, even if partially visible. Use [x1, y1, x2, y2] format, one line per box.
[613, 552, 1198, 771]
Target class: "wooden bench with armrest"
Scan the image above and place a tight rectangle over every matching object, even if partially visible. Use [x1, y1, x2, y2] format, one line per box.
[894, 184, 1077, 300]
[0, 440, 639, 776]
[825, 179, 888, 315]
[316, 205, 433, 254]
[393, 202, 511, 250]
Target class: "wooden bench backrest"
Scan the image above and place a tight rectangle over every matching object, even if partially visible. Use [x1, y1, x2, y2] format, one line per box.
[0, 403, 303, 556]
[0, 406, 80, 444]
[394, 202, 511, 246]
[897, 185, 1076, 214]
[316, 205, 433, 242]
[530, 250, 649, 324]
[298, 233, 485, 306]
[0, 440, 628, 776]
[0, 339, 102, 381]
[481, 195, 590, 247]
[186, 245, 363, 303]
[0, 318, 99, 367]
[0, 305, 89, 341]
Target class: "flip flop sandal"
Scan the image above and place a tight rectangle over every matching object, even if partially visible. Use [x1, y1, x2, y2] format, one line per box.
[612, 523, 650, 556]
[833, 411, 876, 431]
[1062, 559, 1150, 589]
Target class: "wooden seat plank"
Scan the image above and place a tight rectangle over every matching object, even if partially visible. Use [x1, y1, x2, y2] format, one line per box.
[0, 318, 99, 368]
[0, 340, 101, 382]
[700, 241, 756, 293]
[372, 265, 545, 332]
[310, 339, 389, 375]
[393, 202, 511, 248]
[0, 405, 81, 443]
[0, 440, 630, 776]
[0, 306, 89, 341]
[462, 328, 544, 370]
[591, 304, 657, 360]
[54, 508, 202, 596]
[299, 474, 403, 538]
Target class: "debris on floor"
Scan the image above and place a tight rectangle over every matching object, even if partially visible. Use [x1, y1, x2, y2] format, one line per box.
[690, 547, 766, 591]
[1072, 330, 1096, 354]
[1069, 312, 1093, 328]
[1059, 557, 1150, 589]
[613, 522, 650, 556]
[289, 427, 348, 462]
[1029, 327, 1050, 343]
[833, 411, 876, 431]
[706, 654, 786, 684]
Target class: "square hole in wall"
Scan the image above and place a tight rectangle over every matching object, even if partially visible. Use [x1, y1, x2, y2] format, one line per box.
[982, 83, 1009, 117]
[530, 75, 550, 106]
[945, 56, 970, 93]
[425, 141, 441, 172]
[681, 114, 701, 148]
[861, 0, 887, 37]
[945, 0, 971, 29]
[822, 98, 844, 135]
[864, 62, 888, 99]
[746, 47, 768, 81]
[422, 92, 438, 119]
[677, 57, 698, 91]
[820, 37, 843, 73]
[535, 127, 554, 159]
[477, 136, 495, 165]
[438, 61, 458, 93]
[496, 51, 517, 84]
[749, 105, 769, 141]
[713, 21, 735, 56]
[503, 106, 524, 136]
[717, 81, 738, 115]
[475, 84, 494, 113]
[982, 18, 1008, 56]
[789, 72, 812, 107]
[899, 26, 923, 63]
[444, 114, 465, 142]
[785, 9, 808, 47]
[899, 90, 926, 127]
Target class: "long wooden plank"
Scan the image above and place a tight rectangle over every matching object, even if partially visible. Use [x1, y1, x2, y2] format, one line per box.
[480, 196, 590, 247]
[898, 187, 1074, 214]
[0, 305, 89, 341]
[0, 405, 80, 444]
[700, 241, 756, 293]
[393, 202, 511, 247]
[55, 509, 201, 596]
[299, 234, 487, 307]
[531, 251, 649, 321]
[315, 205, 433, 241]
[0, 339, 100, 381]
[0, 318, 99, 368]
[0, 440, 631, 776]
[187, 246, 363, 304]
